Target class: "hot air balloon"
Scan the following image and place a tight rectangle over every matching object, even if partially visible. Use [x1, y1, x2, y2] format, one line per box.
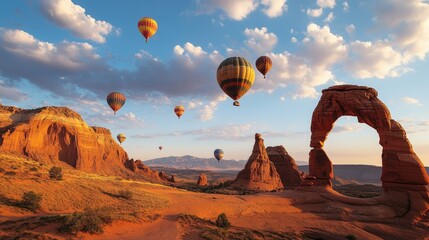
[159, 146, 163, 150]
[138, 17, 158, 42]
[214, 149, 224, 162]
[255, 56, 272, 79]
[117, 133, 126, 144]
[106, 92, 126, 115]
[174, 105, 185, 119]
[217, 57, 255, 106]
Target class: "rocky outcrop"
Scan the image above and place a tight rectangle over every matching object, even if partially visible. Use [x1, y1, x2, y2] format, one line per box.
[308, 85, 429, 219]
[124, 159, 175, 182]
[197, 173, 208, 186]
[231, 133, 283, 191]
[267, 146, 303, 188]
[0, 105, 172, 182]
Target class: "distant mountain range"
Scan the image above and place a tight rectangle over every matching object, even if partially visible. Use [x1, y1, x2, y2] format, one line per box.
[145, 155, 429, 185]
[144, 155, 308, 171]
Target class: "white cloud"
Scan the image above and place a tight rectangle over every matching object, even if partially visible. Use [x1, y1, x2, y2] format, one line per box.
[317, 0, 336, 8]
[40, 0, 112, 43]
[375, 0, 429, 60]
[343, 1, 349, 12]
[346, 40, 409, 78]
[402, 97, 422, 106]
[196, 0, 258, 20]
[261, 0, 288, 17]
[324, 12, 334, 22]
[291, 37, 297, 43]
[306, 8, 323, 17]
[292, 85, 319, 99]
[0, 80, 28, 102]
[345, 24, 355, 34]
[244, 27, 278, 54]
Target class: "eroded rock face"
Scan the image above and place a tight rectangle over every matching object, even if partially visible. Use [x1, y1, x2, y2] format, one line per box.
[197, 173, 208, 186]
[0, 105, 172, 182]
[308, 84, 429, 219]
[267, 146, 303, 188]
[231, 133, 283, 191]
[124, 159, 175, 182]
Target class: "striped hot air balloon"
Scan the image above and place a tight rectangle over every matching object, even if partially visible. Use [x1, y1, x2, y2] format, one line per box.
[106, 92, 126, 115]
[138, 17, 158, 42]
[214, 149, 224, 162]
[174, 105, 185, 119]
[217, 57, 255, 106]
[117, 133, 126, 144]
[255, 56, 272, 79]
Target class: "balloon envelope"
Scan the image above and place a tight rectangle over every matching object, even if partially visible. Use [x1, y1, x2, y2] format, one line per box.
[106, 92, 126, 115]
[174, 105, 185, 119]
[217, 57, 255, 106]
[159, 146, 163, 150]
[117, 133, 126, 144]
[214, 149, 224, 161]
[138, 17, 158, 42]
[255, 56, 272, 79]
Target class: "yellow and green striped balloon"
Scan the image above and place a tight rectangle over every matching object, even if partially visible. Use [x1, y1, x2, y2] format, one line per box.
[216, 57, 255, 106]
[138, 17, 158, 42]
[106, 92, 126, 115]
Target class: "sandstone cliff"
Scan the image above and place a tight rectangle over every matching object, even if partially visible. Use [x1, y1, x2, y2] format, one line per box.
[267, 146, 303, 188]
[231, 133, 283, 191]
[197, 173, 208, 186]
[0, 105, 171, 181]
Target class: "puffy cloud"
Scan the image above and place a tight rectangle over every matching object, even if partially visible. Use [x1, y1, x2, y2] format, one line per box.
[196, 0, 258, 20]
[317, 0, 336, 8]
[0, 80, 28, 102]
[324, 12, 334, 22]
[306, 8, 323, 17]
[343, 1, 349, 12]
[199, 95, 227, 121]
[291, 37, 297, 43]
[346, 40, 409, 78]
[331, 123, 362, 133]
[402, 97, 422, 106]
[40, 0, 112, 43]
[345, 24, 355, 34]
[244, 27, 278, 54]
[374, 0, 429, 60]
[260, 0, 288, 18]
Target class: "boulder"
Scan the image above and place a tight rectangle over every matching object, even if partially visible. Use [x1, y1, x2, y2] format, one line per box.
[266, 146, 303, 188]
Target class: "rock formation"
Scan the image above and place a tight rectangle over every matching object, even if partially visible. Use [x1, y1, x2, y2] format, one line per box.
[231, 133, 283, 191]
[197, 173, 208, 186]
[0, 105, 172, 182]
[308, 84, 429, 219]
[267, 146, 303, 188]
[124, 159, 175, 182]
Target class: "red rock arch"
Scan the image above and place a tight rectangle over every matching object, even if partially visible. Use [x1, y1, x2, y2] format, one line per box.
[309, 85, 429, 192]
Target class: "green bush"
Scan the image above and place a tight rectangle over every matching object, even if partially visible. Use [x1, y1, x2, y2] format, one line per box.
[0, 167, 5, 173]
[29, 167, 38, 172]
[59, 207, 114, 234]
[49, 166, 63, 180]
[5, 171, 16, 176]
[346, 234, 357, 240]
[215, 213, 231, 229]
[21, 191, 42, 211]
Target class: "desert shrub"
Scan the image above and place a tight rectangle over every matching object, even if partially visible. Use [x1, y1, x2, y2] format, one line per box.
[5, 171, 16, 176]
[21, 191, 42, 211]
[29, 167, 38, 172]
[215, 213, 231, 229]
[346, 234, 357, 240]
[0, 167, 4, 173]
[49, 166, 63, 180]
[117, 190, 133, 200]
[59, 207, 114, 234]
[11, 165, 18, 169]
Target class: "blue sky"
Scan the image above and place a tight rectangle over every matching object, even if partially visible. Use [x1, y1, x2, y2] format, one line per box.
[0, 0, 428, 166]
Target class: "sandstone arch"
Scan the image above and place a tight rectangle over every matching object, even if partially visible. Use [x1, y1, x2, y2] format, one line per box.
[309, 85, 429, 191]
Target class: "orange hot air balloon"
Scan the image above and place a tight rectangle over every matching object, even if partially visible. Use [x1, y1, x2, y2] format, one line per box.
[217, 57, 255, 106]
[174, 105, 185, 119]
[138, 17, 158, 42]
[106, 92, 126, 115]
[255, 56, 272, 79]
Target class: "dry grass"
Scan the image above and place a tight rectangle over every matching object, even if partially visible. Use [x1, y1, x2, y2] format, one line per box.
[0, 153, 168, 214]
